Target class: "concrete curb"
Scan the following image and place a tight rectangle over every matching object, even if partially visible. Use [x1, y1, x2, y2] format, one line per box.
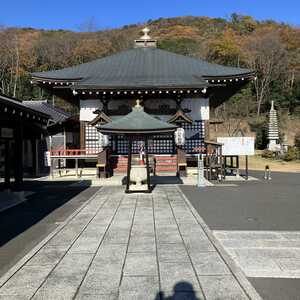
[0, 187, 102, 288]
[176, 185, 263, 300]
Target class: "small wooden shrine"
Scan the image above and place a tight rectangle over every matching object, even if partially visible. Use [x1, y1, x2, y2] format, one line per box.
[99, 100, 177, 192]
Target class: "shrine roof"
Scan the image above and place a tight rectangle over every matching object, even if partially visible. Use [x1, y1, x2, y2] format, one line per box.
[99, 102, 177, 135]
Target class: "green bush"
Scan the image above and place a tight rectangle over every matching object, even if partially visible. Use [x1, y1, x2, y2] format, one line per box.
[261, 149, 274, 159]
[283, 147, 298, 161]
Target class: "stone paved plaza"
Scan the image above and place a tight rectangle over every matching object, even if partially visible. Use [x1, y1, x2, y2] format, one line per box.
[215, 230, 300, 278]
[0, 186, 260, 299]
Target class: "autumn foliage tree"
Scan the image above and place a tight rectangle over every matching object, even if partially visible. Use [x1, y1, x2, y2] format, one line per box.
[243, 28, 289, 118]
[0, 14, 299, 121]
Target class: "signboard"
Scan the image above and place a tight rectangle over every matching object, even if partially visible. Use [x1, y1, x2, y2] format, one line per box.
[1, 128, 13, 138]
[217, 137, 255, 156]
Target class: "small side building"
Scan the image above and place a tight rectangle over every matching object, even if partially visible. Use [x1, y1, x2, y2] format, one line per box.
[0, 94, 50, 189]
[23, 100, 73, 152]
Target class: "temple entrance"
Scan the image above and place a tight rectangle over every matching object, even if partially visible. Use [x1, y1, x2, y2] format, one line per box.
[111, 135, 175, 155]
[109, 120, 205, 155]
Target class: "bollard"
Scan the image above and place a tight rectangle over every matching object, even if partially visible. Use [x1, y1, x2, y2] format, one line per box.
[197, 153, 206, 187]
[264, 165, 271, 180]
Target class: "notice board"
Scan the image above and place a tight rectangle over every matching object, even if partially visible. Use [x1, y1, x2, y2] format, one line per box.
[217, 137, 255, 156]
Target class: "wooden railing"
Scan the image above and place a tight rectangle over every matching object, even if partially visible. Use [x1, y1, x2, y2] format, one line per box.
[50, 149, 100, 156]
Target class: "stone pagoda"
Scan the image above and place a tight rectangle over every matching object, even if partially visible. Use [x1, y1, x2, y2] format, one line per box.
[267, 101, 280, 151]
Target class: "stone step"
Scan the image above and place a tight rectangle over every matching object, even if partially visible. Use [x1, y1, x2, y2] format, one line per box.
[155, 162, 177, 166]
[156, 167, 177, 172]
[155, 156, 177, 160]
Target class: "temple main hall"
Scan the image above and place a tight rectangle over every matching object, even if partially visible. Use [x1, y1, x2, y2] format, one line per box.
[31, 28, 255, 176]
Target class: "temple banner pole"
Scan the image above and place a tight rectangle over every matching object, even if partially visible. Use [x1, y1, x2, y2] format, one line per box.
[145, 137, 151, 192]
[126, 138, 132, 192]
[245, 155, 249, 180]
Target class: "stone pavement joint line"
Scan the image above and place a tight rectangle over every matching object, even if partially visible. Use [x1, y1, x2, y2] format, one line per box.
[0, 186, 261, 300]
[214, 230, 300, 278]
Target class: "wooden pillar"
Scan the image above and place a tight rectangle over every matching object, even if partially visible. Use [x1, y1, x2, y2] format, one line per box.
[14, 123, 23, 188]
[175, 96, 182, 110]
[75, 158, 79, 177]
[50, 158, 54, 178]
[31, 139, 38, 177]
[172, 134, 176, 154]
[80, 121, 86, 149]
[101, 98, 109, 114]
[204, 120, 210, 140]
[126, 138, 132, 193]
[145, 137, 151, 192]
[4, 140, 10, 189]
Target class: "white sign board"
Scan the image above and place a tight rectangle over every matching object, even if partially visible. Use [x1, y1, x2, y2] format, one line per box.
[217, 137, 255, 156]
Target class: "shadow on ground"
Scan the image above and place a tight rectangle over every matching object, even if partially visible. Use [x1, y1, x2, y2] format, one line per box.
[0, 180, 92, 247]
[151, 176, 183, 185]
[155, 281, 202, 300]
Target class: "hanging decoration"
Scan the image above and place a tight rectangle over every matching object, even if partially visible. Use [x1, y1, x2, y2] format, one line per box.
[98, 132, 109, 148]
[175, 128, 185, 146]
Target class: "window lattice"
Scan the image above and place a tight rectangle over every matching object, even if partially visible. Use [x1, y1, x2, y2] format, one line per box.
[85, 121, 205, 155]
[85, 124, 102, 153]
[182, 121, 205, 153]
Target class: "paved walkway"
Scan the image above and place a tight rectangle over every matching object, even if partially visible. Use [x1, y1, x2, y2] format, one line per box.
[215, 230, 300, 278]
[0, 186, 260, 300]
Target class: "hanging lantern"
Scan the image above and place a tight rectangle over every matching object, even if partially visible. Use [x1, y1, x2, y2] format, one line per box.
[99, 132, 109, 148]
[175, 128, 185, 146]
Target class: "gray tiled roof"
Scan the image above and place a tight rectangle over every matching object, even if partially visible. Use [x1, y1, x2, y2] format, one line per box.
[23, 100, 70, 123]
[32, 47, 254, 89]
[0, 94, 50, 119]
[99, 105, 177, 134]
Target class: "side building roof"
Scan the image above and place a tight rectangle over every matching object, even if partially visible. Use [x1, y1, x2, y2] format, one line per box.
[0, 94, 50, 122]
[23, 100, 70, 124]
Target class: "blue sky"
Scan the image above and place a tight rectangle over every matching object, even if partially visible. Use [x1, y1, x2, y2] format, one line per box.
[0, 0, 299, 30]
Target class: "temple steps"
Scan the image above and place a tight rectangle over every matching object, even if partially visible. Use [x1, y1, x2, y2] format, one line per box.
[154, 155, 177, 173]
[112, 155, 177, 174]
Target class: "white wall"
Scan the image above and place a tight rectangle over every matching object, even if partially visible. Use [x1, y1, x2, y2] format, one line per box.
[182, 98, 209, 121]
[79, 97, 210, 122]
[80, 100, 103, 121]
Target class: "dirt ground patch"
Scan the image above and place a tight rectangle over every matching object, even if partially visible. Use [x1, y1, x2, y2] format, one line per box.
[239, 155, 300, 173]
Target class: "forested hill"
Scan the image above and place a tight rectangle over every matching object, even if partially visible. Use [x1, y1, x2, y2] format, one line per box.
[0, 14, 300, 119]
